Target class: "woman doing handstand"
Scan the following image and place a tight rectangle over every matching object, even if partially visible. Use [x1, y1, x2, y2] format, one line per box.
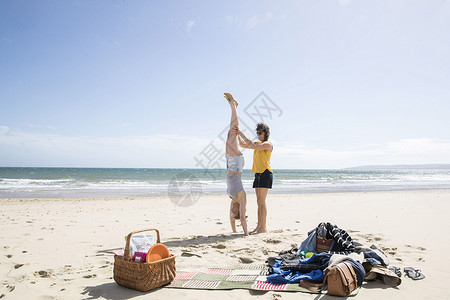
[224, 93, 248, 236]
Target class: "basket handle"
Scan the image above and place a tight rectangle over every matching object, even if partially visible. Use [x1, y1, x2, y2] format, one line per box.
[123, 229, 161, 261]
[318, 223, 326, 241]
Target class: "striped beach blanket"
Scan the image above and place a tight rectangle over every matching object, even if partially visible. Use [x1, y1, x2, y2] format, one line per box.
[167, 264, 320, 293]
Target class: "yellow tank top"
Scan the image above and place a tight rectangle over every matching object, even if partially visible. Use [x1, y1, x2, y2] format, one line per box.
[252, 142, 273, 173]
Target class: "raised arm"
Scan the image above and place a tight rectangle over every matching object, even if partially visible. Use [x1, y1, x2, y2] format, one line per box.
[238, 135, 251, 149]
[229, 202, 237, 233]
[239, 197, 248, 236]
[236, 129, 272, 151]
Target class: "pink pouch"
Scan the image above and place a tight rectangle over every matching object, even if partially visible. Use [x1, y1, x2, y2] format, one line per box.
[132, 252, 147, 262]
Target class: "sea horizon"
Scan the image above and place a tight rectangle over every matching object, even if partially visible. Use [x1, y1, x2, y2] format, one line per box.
[1, 166, 450, 198]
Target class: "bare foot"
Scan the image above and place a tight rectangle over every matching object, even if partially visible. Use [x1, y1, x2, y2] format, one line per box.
[250, 226, 267, 234]
[224, 93, 238, 107]
[224, 93, 232, 103]
[250, 227, 260, 234]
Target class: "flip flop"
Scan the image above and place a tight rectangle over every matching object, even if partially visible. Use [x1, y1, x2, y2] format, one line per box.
[389, 267, 402, 277]
[404, 267, 425, 280]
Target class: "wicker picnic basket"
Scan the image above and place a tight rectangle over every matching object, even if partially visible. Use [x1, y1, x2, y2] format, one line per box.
[113, 229, 176, 292]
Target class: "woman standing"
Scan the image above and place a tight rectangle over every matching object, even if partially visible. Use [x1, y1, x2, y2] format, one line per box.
[237, 123, 273, 233]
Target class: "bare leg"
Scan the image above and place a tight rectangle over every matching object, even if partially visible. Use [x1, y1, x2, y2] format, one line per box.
[225, 94, 241, 158]
[252, 187, 268, 233]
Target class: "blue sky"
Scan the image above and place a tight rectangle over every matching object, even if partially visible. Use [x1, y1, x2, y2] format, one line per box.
[1, 0, 449, 169]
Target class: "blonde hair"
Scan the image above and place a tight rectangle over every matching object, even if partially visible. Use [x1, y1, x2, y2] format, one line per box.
[231, 201, 240, 219]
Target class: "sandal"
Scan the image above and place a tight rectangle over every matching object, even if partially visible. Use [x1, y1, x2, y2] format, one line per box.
[404, 267, 425, 280]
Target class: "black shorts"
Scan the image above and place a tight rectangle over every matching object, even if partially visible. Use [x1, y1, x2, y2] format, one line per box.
[253, 169, 273, 189]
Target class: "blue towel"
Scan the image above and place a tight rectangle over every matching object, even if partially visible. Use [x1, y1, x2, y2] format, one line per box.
[267, 259, 324, 284]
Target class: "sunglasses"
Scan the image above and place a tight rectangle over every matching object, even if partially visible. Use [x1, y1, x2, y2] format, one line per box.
[256, 131, 263, 135]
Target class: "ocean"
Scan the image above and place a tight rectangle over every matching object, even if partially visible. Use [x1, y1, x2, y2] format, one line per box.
[1, 167, 450, 198]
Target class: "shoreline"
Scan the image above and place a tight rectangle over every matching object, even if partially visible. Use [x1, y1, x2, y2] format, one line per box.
[1, 189, 448, 299]
[2, 186, 450, 199]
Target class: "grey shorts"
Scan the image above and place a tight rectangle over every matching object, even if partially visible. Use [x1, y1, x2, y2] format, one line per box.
[226, 172, 244, 200]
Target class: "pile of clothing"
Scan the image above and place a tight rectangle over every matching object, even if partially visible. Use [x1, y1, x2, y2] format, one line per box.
[266, 222, 401, 287]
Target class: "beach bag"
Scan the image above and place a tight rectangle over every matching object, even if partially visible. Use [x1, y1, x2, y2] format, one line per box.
[113, 229, 176, 292]
[326, 262, 357, 296]
[300, 262, 357, 296]
[316, 223, 333, 253]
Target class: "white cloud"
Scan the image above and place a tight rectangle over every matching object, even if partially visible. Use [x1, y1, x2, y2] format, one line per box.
[0, 128, 207, 150]
[225, 15, 238, 24]
[225, 12, 275, 30]
[338, 0, 352, 6]
[246, 13, 274, 30]
[26, 124, 57, 130]
[1, 127, 449, 168]
[186, 20, 195, 33]
[273, 139, 450, 169]
[0, 126, 10, 135]
[0, 127, 215, 167]
[246, 15, 260, 30]
[386, 138, 450, 155]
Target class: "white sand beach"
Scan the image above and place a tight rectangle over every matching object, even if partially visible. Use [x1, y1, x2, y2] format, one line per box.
[1, 189, 449, 299]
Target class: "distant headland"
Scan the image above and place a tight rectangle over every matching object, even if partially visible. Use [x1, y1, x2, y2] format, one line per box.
[346, 164, 450, 170]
